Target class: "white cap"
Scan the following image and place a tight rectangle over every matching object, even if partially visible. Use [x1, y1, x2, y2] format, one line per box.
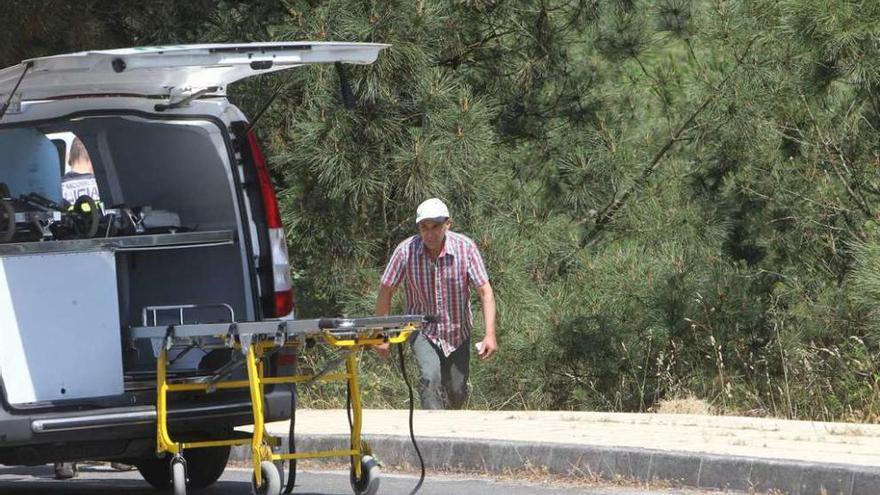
[415, 198, 450, 224]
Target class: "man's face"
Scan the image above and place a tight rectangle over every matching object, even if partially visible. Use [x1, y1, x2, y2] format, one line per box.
[418, 218, 450, 252]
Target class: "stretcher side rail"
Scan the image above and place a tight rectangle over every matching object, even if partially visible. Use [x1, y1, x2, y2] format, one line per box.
[126, 314, 427, 341]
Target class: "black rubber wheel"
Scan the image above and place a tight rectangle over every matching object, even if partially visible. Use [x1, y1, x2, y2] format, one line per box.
[136, 446, 229, 491]
[186, 445, 230, 489]
[349, 455, 380, 495]
[73, 195, 100, 238]
[0, 199, 15, 243]
[136, 455, 172, 490]
[172, 458, 187, 495]
[251, 460, 281, 495]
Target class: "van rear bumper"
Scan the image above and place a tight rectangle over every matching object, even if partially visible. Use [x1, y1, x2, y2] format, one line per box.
[30, 401, 257, 433]
[0, 388, 292, 463]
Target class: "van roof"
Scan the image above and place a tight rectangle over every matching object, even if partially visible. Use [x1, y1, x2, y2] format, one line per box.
[0, 42, 387, 101]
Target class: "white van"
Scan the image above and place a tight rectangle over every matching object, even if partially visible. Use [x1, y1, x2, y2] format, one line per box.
[0, 42, 386, 491]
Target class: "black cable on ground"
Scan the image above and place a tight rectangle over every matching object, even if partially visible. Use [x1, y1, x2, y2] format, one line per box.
[397, 344, 425, 495]
[282, 384, 296, 494]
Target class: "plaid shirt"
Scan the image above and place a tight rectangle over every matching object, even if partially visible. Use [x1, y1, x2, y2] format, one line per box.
[381, 231, 490, 356]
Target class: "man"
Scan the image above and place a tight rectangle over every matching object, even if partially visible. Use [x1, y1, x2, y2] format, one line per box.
[55, 137, 126, 478]
[61, 137, 100, 205]
[53, 137, 92, 480]
[375, 198, 497, 409]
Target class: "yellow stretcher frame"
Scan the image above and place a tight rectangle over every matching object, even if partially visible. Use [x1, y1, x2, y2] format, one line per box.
[154, 325, 416, 491]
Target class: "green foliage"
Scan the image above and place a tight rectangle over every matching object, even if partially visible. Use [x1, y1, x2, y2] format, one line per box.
[6, 0, 880, 420]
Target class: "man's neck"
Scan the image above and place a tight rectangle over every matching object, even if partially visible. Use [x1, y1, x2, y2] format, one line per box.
[425, 236, 447, 260]
[70, 163, 91, 174]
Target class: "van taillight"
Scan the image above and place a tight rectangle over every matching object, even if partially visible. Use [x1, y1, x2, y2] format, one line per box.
[246, 130, 294, 318]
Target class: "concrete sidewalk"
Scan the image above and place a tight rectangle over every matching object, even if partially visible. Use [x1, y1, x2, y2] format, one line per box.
[234, 409, 880, 494]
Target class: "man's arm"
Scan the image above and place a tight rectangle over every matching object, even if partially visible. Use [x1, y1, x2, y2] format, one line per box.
[376, 241, 407, 359]
[376, 283, 395, 316]
[374, 283, 396, 358]
[476, 282, 498, 359]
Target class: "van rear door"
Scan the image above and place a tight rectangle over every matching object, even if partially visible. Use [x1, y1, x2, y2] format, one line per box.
[0, 42, 387, 101]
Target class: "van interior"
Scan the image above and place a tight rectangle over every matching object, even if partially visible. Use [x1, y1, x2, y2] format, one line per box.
[0, 115, 253, 404]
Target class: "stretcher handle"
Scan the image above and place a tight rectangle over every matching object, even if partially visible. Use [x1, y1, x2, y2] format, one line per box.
[316, 314, 437, 329]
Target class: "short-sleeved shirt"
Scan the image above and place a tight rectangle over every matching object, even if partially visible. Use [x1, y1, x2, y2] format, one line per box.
[381, 231, 490, 356]
[61, 172, 100, 204]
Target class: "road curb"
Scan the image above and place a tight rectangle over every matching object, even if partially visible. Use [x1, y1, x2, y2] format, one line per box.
[230, 434, 880, 495]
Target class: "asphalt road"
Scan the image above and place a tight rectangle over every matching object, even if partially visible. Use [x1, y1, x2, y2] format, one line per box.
[0, 463, 739, 495]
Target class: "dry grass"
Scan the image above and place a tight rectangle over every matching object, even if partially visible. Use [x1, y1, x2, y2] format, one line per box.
[826, 425, 866, 437]
[653, 396, 715, 415]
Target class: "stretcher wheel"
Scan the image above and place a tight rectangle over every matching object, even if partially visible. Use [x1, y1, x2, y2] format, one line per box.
[251, 460, 281, 495]
[171, 457, 187, 495]
[350, 455, 380, 495]
[273, 458, 285, 492]
[136, 446, 227, 490]
[0, 199, 14, 243]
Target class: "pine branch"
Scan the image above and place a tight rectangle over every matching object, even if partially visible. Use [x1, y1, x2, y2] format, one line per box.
[581, 36, 759, 248]
[801, 94, 874, 219]
[435, 27, 514, 68]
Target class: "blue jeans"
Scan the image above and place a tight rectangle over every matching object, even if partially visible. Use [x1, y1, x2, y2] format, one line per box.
[409, 332, 470, 410]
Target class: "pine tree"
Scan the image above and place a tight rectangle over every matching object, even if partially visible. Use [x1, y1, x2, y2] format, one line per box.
[5, 0, 880, 417]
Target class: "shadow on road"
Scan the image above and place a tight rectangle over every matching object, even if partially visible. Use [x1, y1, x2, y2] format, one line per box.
[0, 465, 344, 495]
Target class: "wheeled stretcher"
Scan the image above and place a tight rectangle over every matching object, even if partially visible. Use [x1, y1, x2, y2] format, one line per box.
[126, 312, 426, 495]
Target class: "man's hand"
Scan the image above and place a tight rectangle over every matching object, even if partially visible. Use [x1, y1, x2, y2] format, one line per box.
[477, 335, 498, 360]
[374, 342, 391, 359]
[475, 282, 497, 360]
[374, 283, 395, 360]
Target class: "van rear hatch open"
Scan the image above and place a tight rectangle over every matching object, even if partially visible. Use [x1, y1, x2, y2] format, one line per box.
[0, 42, 386, 101]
